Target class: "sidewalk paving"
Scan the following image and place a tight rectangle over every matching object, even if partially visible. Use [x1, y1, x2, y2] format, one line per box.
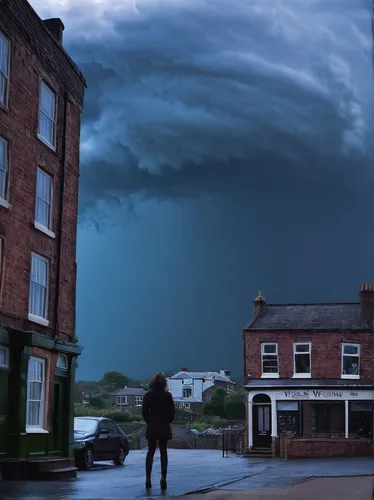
[185, 476, 374, 500]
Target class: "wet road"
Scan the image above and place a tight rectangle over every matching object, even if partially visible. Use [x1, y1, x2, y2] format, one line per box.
[0, 450, 373, 499]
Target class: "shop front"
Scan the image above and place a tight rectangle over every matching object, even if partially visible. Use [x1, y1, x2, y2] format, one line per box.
[246, 386, 374, 458]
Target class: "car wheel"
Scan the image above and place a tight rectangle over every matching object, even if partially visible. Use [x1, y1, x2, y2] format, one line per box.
[79, 447, 94, 471]
[114, 447, 126, 466]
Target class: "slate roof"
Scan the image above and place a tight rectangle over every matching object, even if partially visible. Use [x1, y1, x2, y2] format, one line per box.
[169, 371, 235, 384]
[111, 388, 146, 397]
[246, 303, 374, 331]
[245, 378, 374, 389]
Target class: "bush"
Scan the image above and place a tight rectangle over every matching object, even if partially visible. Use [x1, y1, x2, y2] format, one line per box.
[104, 410, 131, 423]
[74, 404, 102, 417]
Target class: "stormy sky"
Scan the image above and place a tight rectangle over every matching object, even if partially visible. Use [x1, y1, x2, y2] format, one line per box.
[31, 0, 374, 381]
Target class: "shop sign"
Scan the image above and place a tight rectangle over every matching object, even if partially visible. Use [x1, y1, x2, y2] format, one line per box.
[278, 389, 373, 400]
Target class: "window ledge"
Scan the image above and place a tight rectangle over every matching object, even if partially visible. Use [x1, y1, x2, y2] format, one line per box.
[292, 374, 311, 379]
[28, 313, 49, 327]
[26, 428, 49, 434]
[341, 375, 360, 379]
[0, 197, 12, 210]
[34, 221, 55, 239]
[37, 133, 56, 152]
[261, 373, 280, 379]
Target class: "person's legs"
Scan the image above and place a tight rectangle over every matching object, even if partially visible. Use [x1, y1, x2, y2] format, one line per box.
[146, 439, 157, 486]
[159, 439, 168, 486]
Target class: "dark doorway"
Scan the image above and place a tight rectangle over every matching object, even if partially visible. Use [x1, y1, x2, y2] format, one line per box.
[51, 376, 67, 454]
[253, 394, 272, 448]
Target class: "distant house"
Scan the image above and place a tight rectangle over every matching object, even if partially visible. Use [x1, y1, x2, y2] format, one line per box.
[167, 368, 235, 411]
[111, 387, 146, 411]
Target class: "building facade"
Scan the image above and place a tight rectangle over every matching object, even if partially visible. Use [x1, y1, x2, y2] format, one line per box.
[0, 0, 85, 479]
[111, 387, 146, 410]
[243, 286, 374, 459]
[168, 369, 235, 411]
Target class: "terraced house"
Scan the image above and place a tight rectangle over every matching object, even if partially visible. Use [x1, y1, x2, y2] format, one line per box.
[244, 286, 374, 459]
[0, 0, 85, 479]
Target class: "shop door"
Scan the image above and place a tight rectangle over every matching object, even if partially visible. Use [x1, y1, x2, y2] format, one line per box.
[253, 404, 272, 448]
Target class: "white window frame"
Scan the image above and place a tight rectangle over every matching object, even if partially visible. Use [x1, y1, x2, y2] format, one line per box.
[0, 136, 10, 209]
[34, 168, 55, 238]
[38, 81, 57, 150]
[28, 252, 49, 326]
[134, 396, 143, 407]
[342, 343, 360, 379]
[293, 342, 311, 378]
[116, 395, 128, 406]
[0, 345, 9, 369]
[175, 402, 182, 408]
[261, 342, 279, 378]
[26, 356, 47, 433]
[183, 402, 191, 409]
[0, 31, 10, 109]
[56, 354, 68, 370]
[182, 387, 192, 399]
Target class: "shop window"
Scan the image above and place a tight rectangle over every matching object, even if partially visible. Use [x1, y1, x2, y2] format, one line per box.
[26, 357, 46, 431]
[349, 402, 373, 438]
[311, 402, 344, 435]
[342, 343, 360, 378]
[277, 401, 299, 436]
[293, 342, 311, 377]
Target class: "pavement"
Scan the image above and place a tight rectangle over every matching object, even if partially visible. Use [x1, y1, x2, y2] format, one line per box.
[0, 449, 373, 499]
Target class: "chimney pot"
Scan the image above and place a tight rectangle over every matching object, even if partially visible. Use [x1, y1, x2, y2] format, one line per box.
[181, 367, 188, 372]
[43, 18, 65, 44]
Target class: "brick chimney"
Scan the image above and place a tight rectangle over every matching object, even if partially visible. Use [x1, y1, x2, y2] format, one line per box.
[43, 18, 65, 44]
[253, 291, 266, 316]
[181, 367, 188, 372]
[359, 284, 374, 311]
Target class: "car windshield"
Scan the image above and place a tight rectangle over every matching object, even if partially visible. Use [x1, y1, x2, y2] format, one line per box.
[74, 418, 97, 435]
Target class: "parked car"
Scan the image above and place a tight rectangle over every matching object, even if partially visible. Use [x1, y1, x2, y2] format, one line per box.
[74, 417, 129, 470]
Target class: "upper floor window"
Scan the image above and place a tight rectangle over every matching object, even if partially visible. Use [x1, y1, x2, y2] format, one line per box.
[261, 343, 278, 376]
[293, 342, 311, 377]
[182, 387, 192, 398]
[0, 31, 10, 108]
[28, 253, 49, 325]
[342, 343, 360, 378]
[35, 168, 54, 235]
[183, 378, 193, 385]
[38, 82, 56, 148]
[0, 136, 9, 204]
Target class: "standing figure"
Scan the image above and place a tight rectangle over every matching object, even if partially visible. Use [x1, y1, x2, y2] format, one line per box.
[142, 372, 175, 490]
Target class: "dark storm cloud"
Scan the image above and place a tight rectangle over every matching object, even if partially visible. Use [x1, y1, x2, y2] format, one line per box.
[41, 0, 373, 215]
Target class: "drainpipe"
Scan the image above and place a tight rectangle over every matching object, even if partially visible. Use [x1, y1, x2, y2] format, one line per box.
[54, 90, 68, 339]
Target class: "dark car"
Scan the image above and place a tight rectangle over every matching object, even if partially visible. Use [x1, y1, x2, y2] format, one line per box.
[74, 417, 129, 470]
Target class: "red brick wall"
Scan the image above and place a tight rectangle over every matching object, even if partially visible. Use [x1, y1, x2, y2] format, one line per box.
[244, 331, 374, 380]
[284, 438, 373, 459]
[0, 1, 85, 340]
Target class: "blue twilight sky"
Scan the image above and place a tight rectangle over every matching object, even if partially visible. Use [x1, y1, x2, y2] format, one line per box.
[30, 0, 374, 381]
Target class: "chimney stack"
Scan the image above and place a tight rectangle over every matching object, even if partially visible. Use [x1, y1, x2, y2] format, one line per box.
[253, 291, 266, 316]
[181, 367, 188, 372]
[359, 284, 374, 311]
[43, 18, 65, 44]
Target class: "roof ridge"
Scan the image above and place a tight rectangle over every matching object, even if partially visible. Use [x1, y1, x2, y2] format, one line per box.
[267, 301, 360, 307]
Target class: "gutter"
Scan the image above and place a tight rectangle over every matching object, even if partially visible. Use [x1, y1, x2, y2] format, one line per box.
[54, 90, 68, 339]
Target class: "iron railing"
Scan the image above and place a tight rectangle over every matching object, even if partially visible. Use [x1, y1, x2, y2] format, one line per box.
[222, 427, 245, 457]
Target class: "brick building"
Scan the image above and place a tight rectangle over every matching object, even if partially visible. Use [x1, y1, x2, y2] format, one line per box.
[0, 0, 85, 479]
[243, 286, 374, 459]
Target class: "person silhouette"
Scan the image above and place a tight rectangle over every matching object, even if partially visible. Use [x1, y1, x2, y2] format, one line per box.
[142, 372, 175, 490]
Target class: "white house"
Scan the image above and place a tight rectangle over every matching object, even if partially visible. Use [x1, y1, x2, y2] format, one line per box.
[167, 368, 235, 410]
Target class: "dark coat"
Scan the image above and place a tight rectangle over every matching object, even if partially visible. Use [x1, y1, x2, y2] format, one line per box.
[142, 390, 175, 441]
